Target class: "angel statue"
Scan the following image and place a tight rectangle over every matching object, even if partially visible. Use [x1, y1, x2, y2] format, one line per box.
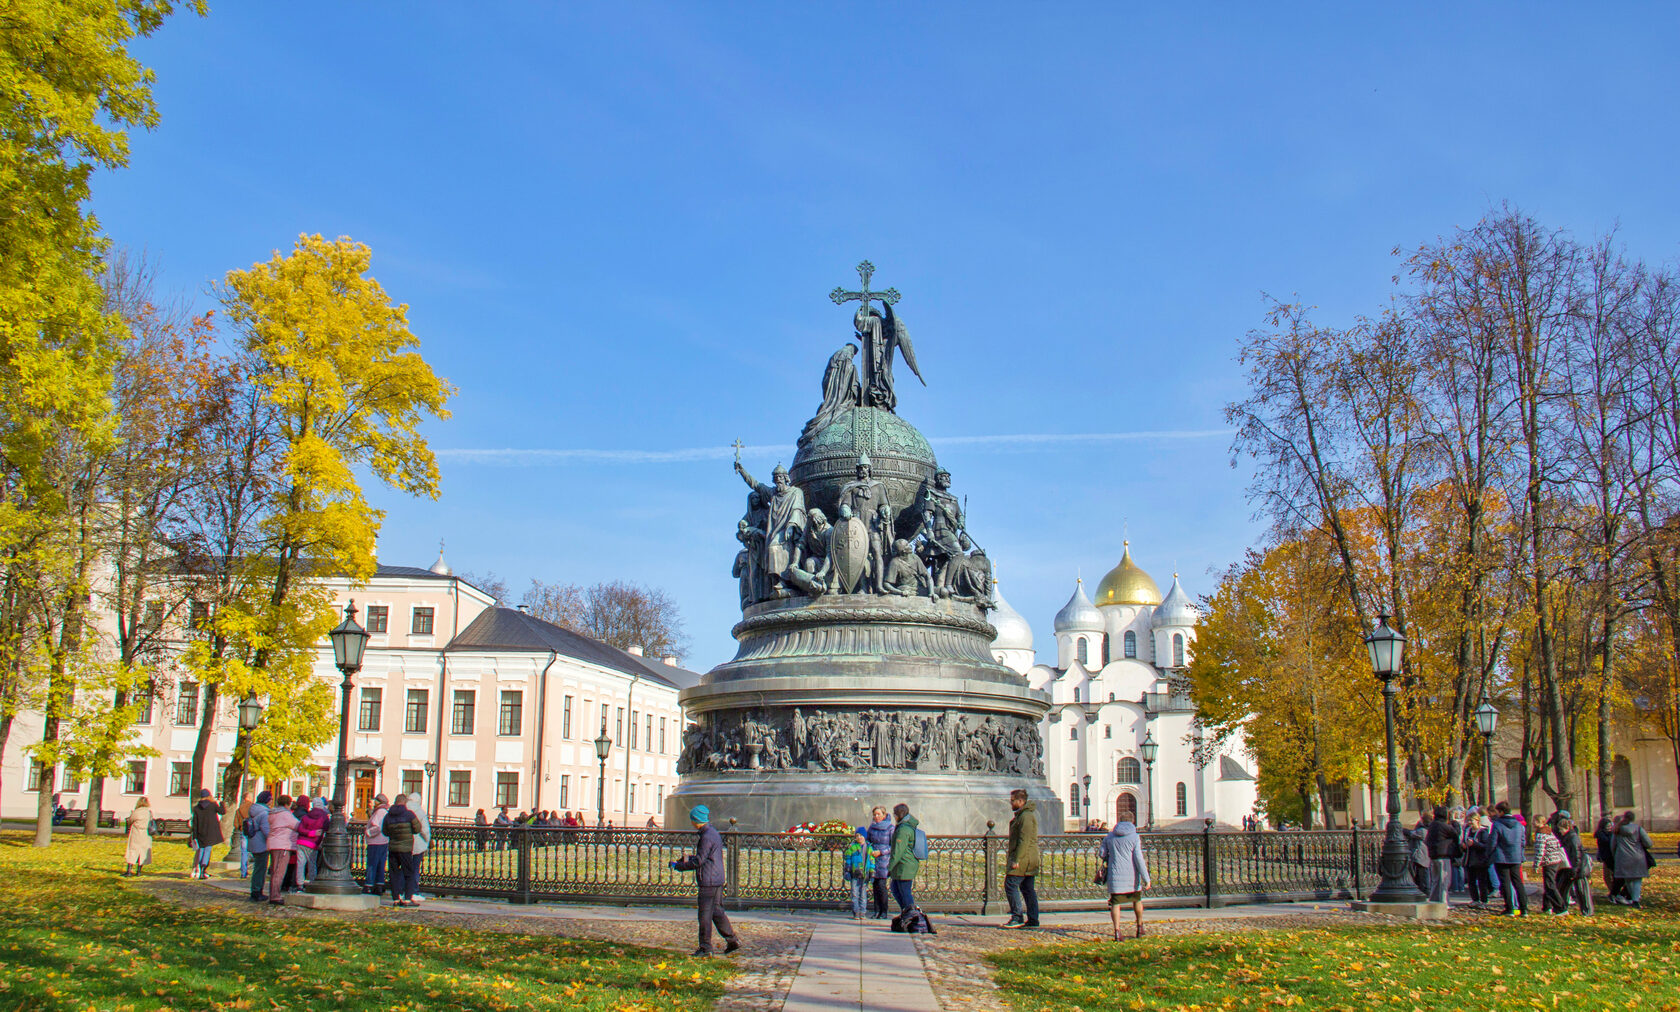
[854, 301, 923, 412]
[799, 343, 860, 449]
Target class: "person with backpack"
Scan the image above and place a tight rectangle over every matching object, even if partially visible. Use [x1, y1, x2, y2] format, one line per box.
[1534, 814, 1572, 914]
[1553, 812, 1590, 915]
[1099, 816, 1150, 940]
[842, 827, 870, 920]
[1611, 811, 1656, 908]
[669, 805, 740, 957]
[244, 791, 271, 902]
[264, 795, 299, 905]
[1488, 801, 1528, 916]
[1003, 788, 1041, 929]
[1424, 805, 1461, 903]
[363, 793, 390, 896]
[866, 806, 895, 919]
[233, 791, 254, 878]
[887, 802, 923, 917]
[383, 794, 424, 907]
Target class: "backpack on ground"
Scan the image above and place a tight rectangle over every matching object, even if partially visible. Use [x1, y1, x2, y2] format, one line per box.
[891, 907, 935, 934]
[912, 827, 929, 861]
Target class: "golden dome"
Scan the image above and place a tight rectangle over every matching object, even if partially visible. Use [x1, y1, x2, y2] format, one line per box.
[1095, 542, 1161, 607]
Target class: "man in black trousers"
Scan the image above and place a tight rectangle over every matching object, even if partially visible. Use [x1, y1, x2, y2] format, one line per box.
[670, 805, 741, 957]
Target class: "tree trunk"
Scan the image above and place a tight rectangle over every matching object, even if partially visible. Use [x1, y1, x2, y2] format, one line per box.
[190, 681, 221, 797]
[83, 777, 103, 835]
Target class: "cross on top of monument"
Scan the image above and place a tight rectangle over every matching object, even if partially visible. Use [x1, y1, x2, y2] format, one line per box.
[829, 260, 900, 315]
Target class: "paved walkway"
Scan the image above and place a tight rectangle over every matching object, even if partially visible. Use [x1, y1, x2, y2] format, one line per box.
[782, 919, 935, 1012]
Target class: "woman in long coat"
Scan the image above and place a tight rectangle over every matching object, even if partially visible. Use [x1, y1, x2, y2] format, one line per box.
[1100, 820, 1151, 941]
[124, 798, 154, 876]
[1611, 813, 1656, 908]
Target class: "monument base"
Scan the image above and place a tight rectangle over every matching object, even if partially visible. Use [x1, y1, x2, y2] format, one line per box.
[1349, 899, 1449, 921]
[667, 770, 1063, 835]
[287, 892, 380, 912]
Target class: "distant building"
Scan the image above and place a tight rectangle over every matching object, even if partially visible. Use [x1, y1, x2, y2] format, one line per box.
[990, 543, 1259, 831]
[1, 553, 698, 826]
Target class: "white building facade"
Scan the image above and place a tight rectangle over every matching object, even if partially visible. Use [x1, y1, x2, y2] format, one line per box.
[990, 544, 1259, 831]
[1, 556, 695, 827]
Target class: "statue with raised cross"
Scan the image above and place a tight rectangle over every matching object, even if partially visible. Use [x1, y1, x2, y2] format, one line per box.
[829, 260, 924, 412]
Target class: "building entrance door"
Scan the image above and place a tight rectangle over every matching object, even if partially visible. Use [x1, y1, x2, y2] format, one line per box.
[353, 771, 376, 819]
[1116, 792, 1137, 825]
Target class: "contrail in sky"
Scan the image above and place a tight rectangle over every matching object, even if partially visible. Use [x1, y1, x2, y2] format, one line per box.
[436, 430, 1232, 466]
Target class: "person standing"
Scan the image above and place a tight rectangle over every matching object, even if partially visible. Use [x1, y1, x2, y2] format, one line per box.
[245, 791, 272, 902]
[409, 795, 432, 904]
[866, 806, 894, 919]
[1554, 813, 1590, 915]
[295, 797, 328, 884]
[264, 795, 298, 906]
[1424, 805, 1460, 904]
[1533, 816, 1571, 914]
[123, 798, 154, 877]
[1099, 817, 1150, 940]
[1488, 802, 1528, 917]
[188, 789, 226, 880]
[669, 806, 739, 957]
[1611, 811, 1656, 908]
[1594, 814, 1619, 902]
[1406, 814, 1431, 895]
[383, 794, 424, 907]
[1461, 812, 1493, 908]
[1003, 788, 1041, 929]
[474, 808, 489, 852]
[843, 827, 870, 920]
[887, 803, 920, 916]
[233, 792, 254, 878]
[363, 793, 390, 896]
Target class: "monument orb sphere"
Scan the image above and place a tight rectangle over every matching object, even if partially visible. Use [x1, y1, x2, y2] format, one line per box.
[667, 262, 1062, 835]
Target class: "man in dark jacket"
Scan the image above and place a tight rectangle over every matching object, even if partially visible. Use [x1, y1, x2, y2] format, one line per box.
[1488, 801, 1527, 916]
[670, 805, 739, 957]
[1423, 805, 1461, 903]
[189, 789, 226, 880]
[1594, 815, 1618, 901]
[888, 803, 921, 915]
[1553, 811, 1591, 915]
[1003, 789, 1040, 928]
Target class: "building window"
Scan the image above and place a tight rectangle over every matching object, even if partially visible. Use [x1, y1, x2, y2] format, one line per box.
[498, 691, 523, 736]
[366, 605, 389, 633]
[645, 713, 653, 752]
[125, 762, 146, 794]
[170, 762, 192, 797]
[143, 601, 165, 632]
[412, 607, 435, 635]
[1504, 758, 1522, 809]
[629, 710, 638, 750]
[405, 689, 428, 733]
[562, 695, 573, 738]
[495, 772, 519, 808]
[1069, 724, 1078, 740]
[451, 690, 475, 735]
[657, 784, 664, 812]
[559, 774, 570, 808]
[1611, 756, 1635, 808]
[26, 764, 51, 792]
[358, 687, 382, 731]
[1325, 781, 1350, 812]
[1175, 781, 1188, 817]
[1102, 637, 1111, 665]
[175, 681, 199, 725]
[600, 703, 608, 732]
[616, 707, 624, 743]
[401, 769, 423, 799]
[189, 600, 210, 631]
[1104, 725, 1112, 739]
[659, 716, 667, 753]
[132, 688, 153, 725]
[447, 770, 470, 807]
[1076, 638, 1088, 666]
[1124, 630, 1137, 659]
[1117, 757, 1142, 784]
[1069, 782, 1080, 809]
[1173, 633, 1185, 668]
[629, 783, 636, 812]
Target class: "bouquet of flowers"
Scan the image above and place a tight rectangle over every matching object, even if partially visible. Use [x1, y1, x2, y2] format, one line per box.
[786, 818, 856, 836]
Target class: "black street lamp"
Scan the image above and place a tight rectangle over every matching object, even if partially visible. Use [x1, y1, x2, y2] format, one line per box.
[1474, 700, 1498, 808]
[1081, 773, 1092, 828]
[423, 762, 437, 810]
[305, 600, 369, 898]
[1140, 731, 1158, 830]
[1365, 612, 1425, 903]
[225, 694, 263, 860]
[594, 724, 613, 829]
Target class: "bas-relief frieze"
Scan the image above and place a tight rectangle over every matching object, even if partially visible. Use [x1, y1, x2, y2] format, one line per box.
[676, 706, 1044, 779]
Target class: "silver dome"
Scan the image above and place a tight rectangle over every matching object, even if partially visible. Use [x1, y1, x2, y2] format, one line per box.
[1053, 579, 1104, 633]
[1151, 574, 1197, 628]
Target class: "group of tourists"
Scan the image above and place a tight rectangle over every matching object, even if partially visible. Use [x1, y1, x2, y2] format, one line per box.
[1408, 801, 1658, 916]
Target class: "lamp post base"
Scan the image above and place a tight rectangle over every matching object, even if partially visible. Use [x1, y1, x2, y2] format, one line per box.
[288, 891, 380, 912]
[1350, 899, 1449, 921]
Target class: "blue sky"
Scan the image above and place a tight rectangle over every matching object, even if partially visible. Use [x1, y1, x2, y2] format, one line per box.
[100, 4, 1680, 669]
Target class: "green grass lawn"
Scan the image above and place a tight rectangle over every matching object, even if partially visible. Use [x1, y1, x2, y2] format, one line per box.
[989, 865, 1680, 1011]
[0, 833, 730, 1011]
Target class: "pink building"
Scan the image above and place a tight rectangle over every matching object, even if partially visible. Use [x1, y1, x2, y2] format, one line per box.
[2, 558, 695, 827]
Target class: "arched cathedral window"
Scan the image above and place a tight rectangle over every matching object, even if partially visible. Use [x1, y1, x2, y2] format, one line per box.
[1123, 631, 1137, 659]
[1175, 781, 1188, 817]
[1076, 638, 1089, 666]
[1173, 633, 1185, 667]
[1117, 757, 1142, 784]
[1612, 755, 1634, 807]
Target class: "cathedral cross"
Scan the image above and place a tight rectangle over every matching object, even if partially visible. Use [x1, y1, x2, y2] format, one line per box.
[829, 260, 901, 315]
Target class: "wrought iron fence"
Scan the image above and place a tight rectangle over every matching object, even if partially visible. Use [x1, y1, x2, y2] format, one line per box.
[340, 821, 1379, 913]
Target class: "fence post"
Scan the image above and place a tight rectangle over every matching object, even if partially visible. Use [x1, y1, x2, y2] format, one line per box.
[1202, 818, 1217, 908]
[1350, 826, 1362, 899]
[512, 827, 532, 904]
[981, 821, 996, 917]
[725, 818, 741, 904]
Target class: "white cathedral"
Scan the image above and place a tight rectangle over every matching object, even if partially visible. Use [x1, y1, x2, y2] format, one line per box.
[988, 543, 1259, 831]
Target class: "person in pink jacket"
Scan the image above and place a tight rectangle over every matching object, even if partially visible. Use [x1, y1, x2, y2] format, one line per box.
[295, 796, 329, 884]
[265, 795, 299, 905]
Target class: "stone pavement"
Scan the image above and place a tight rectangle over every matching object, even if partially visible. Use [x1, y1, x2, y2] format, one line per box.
[782, 919, 934, 1012]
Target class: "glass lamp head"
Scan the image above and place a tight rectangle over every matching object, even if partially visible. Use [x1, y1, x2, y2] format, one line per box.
[329, 600, 370, 671]
[1364, 612, 1405, 679]
[1474, 700, 1498, 736]
[1140, 731, 1159, 764]
[594, 726, 613, 761]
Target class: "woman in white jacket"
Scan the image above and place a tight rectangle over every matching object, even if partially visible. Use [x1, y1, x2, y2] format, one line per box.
[407, 798, 433, 904]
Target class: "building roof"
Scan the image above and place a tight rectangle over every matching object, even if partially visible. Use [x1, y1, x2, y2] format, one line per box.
[446, 606, 695, 689]
[1053, 579, 1105, 634]
[1218, 755, 1256, 782]
[1095, 542, 1162, 607]
[987, 582, 1034, 652]
[1151, 574, 1198, 628]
